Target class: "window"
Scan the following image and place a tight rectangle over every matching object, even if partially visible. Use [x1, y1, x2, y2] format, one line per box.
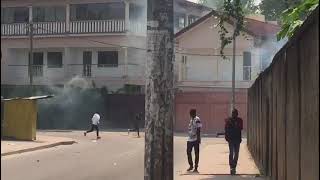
[188, 15, 198, 25]
[243, 51, 251, 80]
[29, 52, 44, 65]
[47, 52, 63, 68]
[174, 14, 185, 28]
[83, 51, 92, 77]
[1, 7, 29, 24]
[98, 51, 118, 67]
[178, 16, 185, 28]
[182, 55, 187, 64]
[129, 4, 144, 21]
[29, 52, 44, 77]
[83, 51, 92, 65]
[70, 3, 125, 21]
[33, 6, 66, 22]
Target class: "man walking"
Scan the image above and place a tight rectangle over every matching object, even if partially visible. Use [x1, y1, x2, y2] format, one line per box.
[186, 109, 202, 173]
[84, 112, 101, 139]
[225, 108, 243, 175]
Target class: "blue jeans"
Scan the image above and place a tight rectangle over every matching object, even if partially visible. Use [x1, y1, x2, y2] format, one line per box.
[187, 141, 200, 168]
[228, 142, 240, 169]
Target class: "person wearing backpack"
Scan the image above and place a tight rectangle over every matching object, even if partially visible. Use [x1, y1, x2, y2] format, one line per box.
[225, 108, 243, 175]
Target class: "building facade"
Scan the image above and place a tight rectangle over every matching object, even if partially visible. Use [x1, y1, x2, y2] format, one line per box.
[1, 0, 210, 92]
[174, 11, 280, 133]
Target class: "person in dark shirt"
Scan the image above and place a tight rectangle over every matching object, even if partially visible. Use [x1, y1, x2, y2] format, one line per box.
[225, 108, 243, 175]
[128, 112, 142, 138]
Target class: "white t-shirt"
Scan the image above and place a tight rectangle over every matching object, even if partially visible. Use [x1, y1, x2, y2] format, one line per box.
[187, 116, 202, 142]
[91, 113, 100, 125]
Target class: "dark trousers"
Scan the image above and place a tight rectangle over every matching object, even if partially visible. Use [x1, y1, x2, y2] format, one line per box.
[128, 127, 139, 136]
[228, 142, 240, 169]
[187, 141, 200, 168]
[86, 124, 99, 137]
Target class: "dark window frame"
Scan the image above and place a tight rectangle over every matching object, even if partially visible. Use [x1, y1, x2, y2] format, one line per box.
[47, 52, 63, 68]
[70, 3, 125, 21]
[33, 6, 66, 22]
[97, 51, 118, 67]
[1, 7, 29, 24]
[243, 51, 252, 81]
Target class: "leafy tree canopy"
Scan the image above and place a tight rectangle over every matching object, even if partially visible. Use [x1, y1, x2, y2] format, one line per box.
[198, 0, 259, 14]
[259, 0, 301, 21]
[277, 0, 319, 40]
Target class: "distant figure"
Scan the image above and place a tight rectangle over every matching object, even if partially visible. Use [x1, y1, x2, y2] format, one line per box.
[186, 109, 202, 173]
[84, 112, 101, 139]
[225, 109, 243, 175]
[128, 112, 142, 137]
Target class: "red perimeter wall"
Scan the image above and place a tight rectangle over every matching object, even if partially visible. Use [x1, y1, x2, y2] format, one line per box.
[174, 90, 248, 134]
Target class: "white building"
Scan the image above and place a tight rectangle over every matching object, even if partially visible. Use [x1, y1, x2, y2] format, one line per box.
[1, 0, 210, 92]
[174, 11, 280, 91]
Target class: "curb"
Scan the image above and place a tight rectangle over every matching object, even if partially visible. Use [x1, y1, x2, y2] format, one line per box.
[1, 140, 76, 156]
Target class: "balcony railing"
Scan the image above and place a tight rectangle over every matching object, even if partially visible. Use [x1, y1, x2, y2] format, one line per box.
[1, 23, 28, 36]
[1, 19, 126, 36]
[70, 20, 125, 34]
[129, 21, 146, 35]
[33, 22, 66, 35]
[30, 65, 44, 77]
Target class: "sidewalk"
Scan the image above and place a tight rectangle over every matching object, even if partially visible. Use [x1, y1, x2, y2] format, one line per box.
[1, 135, 76, 156]
[175, 138, 265, 180]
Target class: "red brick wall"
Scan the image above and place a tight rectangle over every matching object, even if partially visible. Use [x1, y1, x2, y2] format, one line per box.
[174, 90, 248, 134]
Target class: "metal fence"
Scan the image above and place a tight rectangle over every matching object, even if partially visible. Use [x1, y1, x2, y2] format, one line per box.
[247, 7, 318, 180]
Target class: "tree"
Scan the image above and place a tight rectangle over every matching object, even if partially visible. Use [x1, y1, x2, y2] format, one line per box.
[145, 0, 174, 180]
[259, 0, 301, 21]
[277, 0, 319, 40]
[198, 0, 259, 14]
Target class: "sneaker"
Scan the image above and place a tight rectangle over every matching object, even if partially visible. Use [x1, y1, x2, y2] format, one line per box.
[186, 166, 193, 171]
[193, 168, 199, 173]
[84, 132, 87, 136]
[97, 136, 101, 139]
[230, 168, 236, 175]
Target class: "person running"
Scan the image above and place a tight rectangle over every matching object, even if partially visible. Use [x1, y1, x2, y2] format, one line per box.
[186, 109, 202, 173]
[128, 112, 142, 137]
[84, 112, 101, 139]
[225, 108, 243, 175]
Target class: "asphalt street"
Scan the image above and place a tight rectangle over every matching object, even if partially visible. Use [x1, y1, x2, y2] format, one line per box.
[1, 131, 197, 180]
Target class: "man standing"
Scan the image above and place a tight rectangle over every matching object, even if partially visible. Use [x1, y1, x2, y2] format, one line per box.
[84, 112, 101, 139]
[187, 109, 202, 173]
[225, 109, 243, 175]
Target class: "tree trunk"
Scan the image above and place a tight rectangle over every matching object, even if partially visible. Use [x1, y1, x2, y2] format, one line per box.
[144, 0, 174, 180]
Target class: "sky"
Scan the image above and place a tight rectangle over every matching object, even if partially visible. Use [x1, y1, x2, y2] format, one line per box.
[187, 0, 262, 5]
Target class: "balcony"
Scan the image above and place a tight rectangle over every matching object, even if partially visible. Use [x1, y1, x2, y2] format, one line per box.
[1, 19, 128, 37]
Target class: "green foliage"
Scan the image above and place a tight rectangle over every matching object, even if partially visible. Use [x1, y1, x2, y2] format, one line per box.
[277, 0, 319, 40]
[217, 0, 245, 59]
[198, 0, 259, 14]
[259, 0, 302, 21]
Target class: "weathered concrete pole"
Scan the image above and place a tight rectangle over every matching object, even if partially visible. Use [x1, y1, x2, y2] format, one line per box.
[144, 0, 174, 180]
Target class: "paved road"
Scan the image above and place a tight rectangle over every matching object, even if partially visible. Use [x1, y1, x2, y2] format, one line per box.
[1, 131, 262, 180]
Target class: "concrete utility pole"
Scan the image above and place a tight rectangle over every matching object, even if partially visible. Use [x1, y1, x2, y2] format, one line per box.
[231, 20, 236, 111]
[145, 0, 174, 180]
[29, 22, 34, 86]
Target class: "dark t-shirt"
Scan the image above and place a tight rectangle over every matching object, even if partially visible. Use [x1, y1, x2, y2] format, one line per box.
[225, 117, 243, 143]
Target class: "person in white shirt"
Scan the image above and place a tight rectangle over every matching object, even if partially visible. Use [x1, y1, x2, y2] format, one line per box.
[84, 112, 101, 139]
[186, 109, 202, 173]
